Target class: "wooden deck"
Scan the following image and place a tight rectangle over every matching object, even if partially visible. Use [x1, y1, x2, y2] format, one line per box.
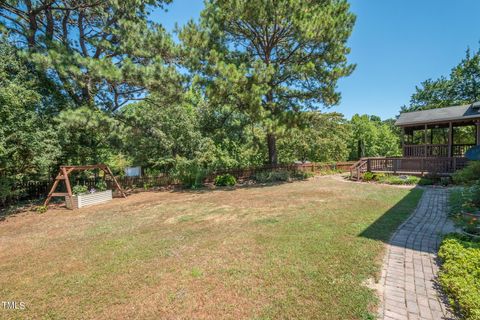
[350, 157, 468, 180]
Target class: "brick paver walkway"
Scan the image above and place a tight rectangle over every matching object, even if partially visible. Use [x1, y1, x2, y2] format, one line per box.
[378, 188, 456, 320]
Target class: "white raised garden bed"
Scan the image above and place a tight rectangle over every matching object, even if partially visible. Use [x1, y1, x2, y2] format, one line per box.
[66, 190, 113, 209]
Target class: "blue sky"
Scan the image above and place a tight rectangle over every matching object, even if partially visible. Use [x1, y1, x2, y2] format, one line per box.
[153, 0, 480, 120]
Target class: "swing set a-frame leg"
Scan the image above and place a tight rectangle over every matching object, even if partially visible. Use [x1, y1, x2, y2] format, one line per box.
[43, 168, 73, 207]
[102, 166, 126, 198]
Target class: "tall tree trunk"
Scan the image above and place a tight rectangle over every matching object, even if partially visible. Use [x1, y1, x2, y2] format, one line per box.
[265, 89, 277, 165]
[267, 132, 277, 165]
[357, 139, 364, 159]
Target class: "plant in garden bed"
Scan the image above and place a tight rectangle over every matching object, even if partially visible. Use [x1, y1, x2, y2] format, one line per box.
[171, 158, 209, 189]
[450, 183, 480, 237]
[452, 160, 480, 185]
[95, 181, 108, 192]
[72, 185, 89, 196]
[361, 173, 433, 186]
[214, 174, 237, 187]
[438, 234, 480, 319]
[253, 170, 312, 183]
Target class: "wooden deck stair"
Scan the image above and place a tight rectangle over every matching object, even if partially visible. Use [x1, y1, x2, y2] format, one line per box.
[350, 157, 468, 180]
[350, 158, 368, 181]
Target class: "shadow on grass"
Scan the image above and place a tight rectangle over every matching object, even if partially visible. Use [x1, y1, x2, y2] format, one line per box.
[358, 187, 424, 244]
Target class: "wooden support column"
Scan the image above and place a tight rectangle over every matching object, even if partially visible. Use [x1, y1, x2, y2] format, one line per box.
[424, 124, 428, 157]
[401, 127, 405, 156]
[476, 121, 480, 146]
[448, 122, 453, 157]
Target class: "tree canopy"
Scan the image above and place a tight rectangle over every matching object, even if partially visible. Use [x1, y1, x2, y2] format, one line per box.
[349, 114, 400, 159]
[0, 0, 181, 111]
[402, 48, 480, 113]
[180, 0, 356, 164]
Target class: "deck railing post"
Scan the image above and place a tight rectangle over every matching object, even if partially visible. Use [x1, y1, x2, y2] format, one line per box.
[424, 124, 428, 157]
[366, 159, 371, 172]
[448, 122, 453, 157]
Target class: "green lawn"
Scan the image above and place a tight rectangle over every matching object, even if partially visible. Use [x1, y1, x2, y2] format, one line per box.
[0, 176, 423, 319]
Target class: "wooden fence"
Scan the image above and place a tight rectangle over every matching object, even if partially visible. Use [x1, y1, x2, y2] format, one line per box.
[1, 162, 354, 209]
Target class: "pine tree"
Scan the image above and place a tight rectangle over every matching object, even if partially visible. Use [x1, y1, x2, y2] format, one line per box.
[0, 0, 181, 111]
[180, 0, 355, 164]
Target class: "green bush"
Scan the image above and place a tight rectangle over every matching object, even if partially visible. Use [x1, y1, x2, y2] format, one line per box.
[291, 171, 314, 180]
[95, 181, 108, 191]
[72, 185, 88, 195]
[372, 174, 433, 186]
[362, 172, 375, 182]
[453, 161, 480, 185]
[440, 176, 451, 186]
[254, 171, 290, 183]
[449, 188, 467, 216]
[253, 170, 312, 183]
[383, 176, 418, 185]
[172, 158, 209, 188]
[143, 182, 152, 190]
[450, 182, 480, 217]
[214, 174, 237, 186]
[0, 177, 19, 206]
[36, 205, 47, 214]
[438, 234, 480, 319]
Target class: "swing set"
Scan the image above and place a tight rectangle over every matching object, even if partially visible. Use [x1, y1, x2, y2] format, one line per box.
[44, 164, 126, 208]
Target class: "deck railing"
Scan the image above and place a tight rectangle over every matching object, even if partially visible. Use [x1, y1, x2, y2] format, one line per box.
[452, 144, 476, 157]
[365, 157, 468, 175]
[403, 144, 475, 157]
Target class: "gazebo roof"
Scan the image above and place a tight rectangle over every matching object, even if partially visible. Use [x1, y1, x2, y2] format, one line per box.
[395, 103, 480, 126]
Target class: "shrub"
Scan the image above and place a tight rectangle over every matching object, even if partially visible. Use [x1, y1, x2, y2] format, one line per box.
[72, 185, 88, 195]
[0, 177, 20, 207]
[469, 182, 480, 207]
[172, 158, 209, 188]
[291, 171, 314, 180]
[453, 161, 480, 185]
[254, 171, 290, 183]
[253, 170, 312, 183]
[440, 176, 451, 186]
[143, 182, 152, 190]
[449, 188, 467, 216]
[450, 182, 480, 216]
[373, 174, 433, 186]
[362, 172, 375, 182]
[214, 174, 237, 186]
[95, 181, 108, 191]
[36, 205, 47, 214]
[438, 234, 480, 319]
[386, 176, 414, 185]
[418, 177, 434, 186]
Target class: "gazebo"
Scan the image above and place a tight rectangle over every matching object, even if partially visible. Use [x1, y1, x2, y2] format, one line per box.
[397, 102, 480, 158]
[351, 103, 480, 179]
